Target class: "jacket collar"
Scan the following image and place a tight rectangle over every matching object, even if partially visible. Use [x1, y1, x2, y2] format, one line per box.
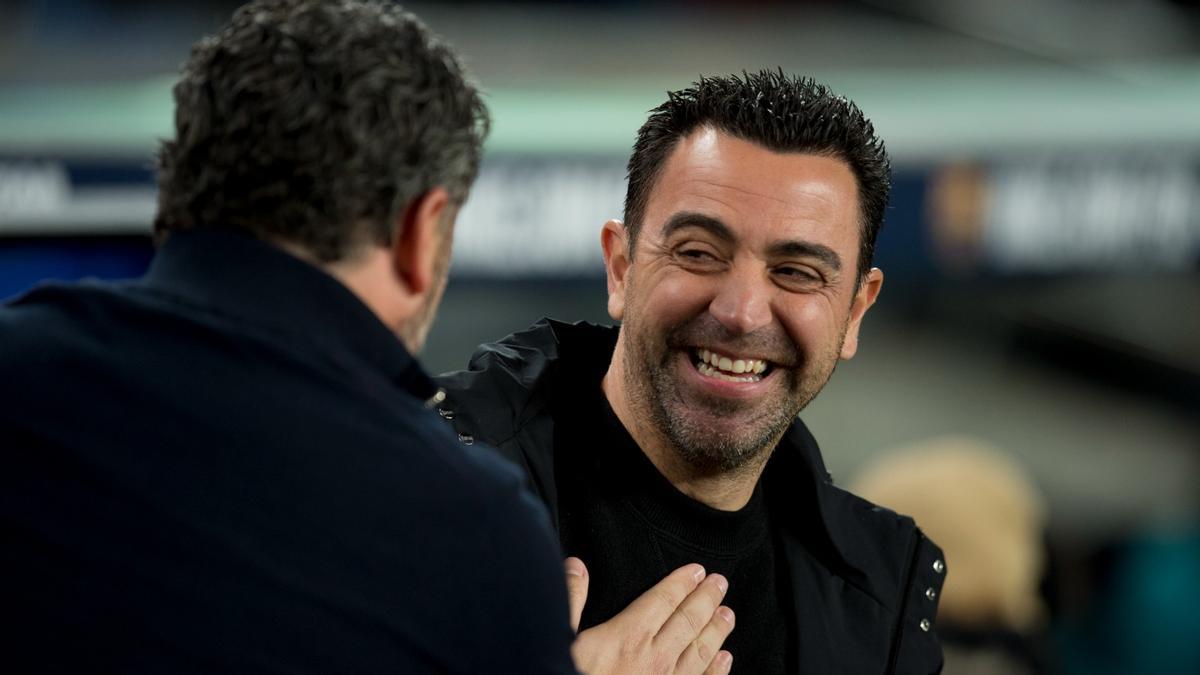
[140, 228, 439, 404]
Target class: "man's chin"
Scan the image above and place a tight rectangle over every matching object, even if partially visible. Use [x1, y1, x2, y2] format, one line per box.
[637, 342, 798, 473]
[659, 404, 781, 472]
[668, 432, 772, 476]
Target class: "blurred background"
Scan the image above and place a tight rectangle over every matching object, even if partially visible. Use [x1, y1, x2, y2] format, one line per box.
[1, 1, 1197, 673]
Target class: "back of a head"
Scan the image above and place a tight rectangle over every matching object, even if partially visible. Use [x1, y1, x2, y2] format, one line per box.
[155, 0, 489, 264]
[623, 70, 891, 280]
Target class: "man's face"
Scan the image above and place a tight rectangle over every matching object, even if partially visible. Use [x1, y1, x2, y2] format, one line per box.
[605, 127, 882, 474]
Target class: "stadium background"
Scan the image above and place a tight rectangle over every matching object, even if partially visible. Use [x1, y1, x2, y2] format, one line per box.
[1, 1, 1197, 672]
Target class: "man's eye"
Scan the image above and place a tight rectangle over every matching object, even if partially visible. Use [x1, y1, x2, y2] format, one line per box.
[774, 266, 821, 282]
[679, 249, 717, 261]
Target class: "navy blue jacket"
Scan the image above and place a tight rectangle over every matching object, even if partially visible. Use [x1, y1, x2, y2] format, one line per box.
[0, 229, 577, 673]
[436, 319, 947, 674]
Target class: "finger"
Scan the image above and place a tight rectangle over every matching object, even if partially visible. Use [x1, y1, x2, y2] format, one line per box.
[563, 557, 589, 633]
[701, 649, 733, 675]
[679, 608, 735, 675]
[615, 563, 706, 632]
[653, 573, 728, 654]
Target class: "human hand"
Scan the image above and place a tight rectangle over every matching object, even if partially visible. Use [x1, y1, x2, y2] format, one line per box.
[564, 557, 734, 674]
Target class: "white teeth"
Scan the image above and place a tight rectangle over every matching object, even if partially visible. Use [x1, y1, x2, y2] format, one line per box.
[694, 348, 768, 377]
[696, 361, 759, 383]
[693, 349, 769, 382]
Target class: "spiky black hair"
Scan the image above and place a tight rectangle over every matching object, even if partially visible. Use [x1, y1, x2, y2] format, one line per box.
[624, 69, 890, 279]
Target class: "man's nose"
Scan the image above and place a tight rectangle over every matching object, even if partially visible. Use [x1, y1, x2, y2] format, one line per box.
[708, 268, 773, 336]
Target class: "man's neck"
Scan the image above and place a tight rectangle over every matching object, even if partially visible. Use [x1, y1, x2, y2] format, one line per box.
[274, 239, 414, 348]
[601, 341, 770, 512]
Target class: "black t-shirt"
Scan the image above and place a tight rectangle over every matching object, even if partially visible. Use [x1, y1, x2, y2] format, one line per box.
[553, 367, 793, 675]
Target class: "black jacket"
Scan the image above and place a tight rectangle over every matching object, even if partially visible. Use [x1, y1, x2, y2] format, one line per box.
[0, 230, 577, 674]
[436, 319, 946, 674]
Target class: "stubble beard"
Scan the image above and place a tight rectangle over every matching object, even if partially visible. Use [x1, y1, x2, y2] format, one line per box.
[621, 310, 845, 477]
[398, 228, 453, 354]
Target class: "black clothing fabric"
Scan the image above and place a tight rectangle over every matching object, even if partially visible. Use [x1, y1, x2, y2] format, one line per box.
[436, 319, 947, 674]
[555, 360, 791, 674]
[0, 230, 577, 674]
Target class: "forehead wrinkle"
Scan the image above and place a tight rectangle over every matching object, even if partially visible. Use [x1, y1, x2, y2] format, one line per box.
[670, 174, 847, 225]
[674, 176, 812, 210]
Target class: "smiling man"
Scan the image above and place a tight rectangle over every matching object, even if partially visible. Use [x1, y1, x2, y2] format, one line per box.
[437, 71, 946, 674]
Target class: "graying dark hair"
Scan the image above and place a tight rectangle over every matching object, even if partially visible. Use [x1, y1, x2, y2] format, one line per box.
[155, 0, 489, 262]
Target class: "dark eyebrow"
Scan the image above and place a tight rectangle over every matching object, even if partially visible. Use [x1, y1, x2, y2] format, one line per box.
[767, 240, 842, 272]
[661, 212, 736, 244]
[663, 211, 843, 273]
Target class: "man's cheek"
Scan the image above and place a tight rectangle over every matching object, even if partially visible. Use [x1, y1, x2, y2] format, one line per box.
[786, 296, 841, 334]
[654, 277, 714, 321]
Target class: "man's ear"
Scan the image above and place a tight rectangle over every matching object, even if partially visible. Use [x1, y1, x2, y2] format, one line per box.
[392, 187, 451, 309]
[600, 219, 630, 321]
[840, 267, 884, 360]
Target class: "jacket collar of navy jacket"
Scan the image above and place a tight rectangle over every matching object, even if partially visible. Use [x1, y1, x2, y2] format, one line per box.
[446, 318, 937, 612]
[141, 228, 440, 404]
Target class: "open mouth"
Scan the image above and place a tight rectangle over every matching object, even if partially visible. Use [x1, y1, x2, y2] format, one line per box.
[690, 347, 774, 383]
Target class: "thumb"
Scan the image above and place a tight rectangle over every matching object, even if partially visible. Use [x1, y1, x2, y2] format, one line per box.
[564, 556, 589, 633]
